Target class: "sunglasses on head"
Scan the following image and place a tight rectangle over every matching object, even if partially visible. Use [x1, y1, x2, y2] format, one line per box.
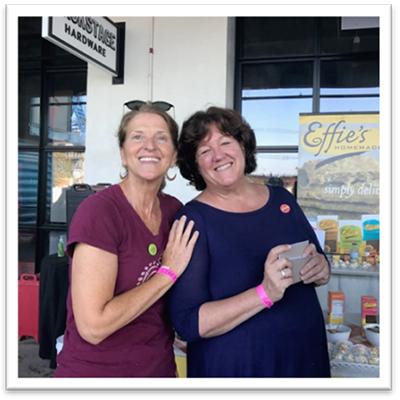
[124, 100, 174, 112]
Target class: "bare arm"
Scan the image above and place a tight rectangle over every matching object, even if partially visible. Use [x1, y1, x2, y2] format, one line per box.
[72, 216, 198, 345]
[198, 287, 266, 338]
[198, 244, 293, 338]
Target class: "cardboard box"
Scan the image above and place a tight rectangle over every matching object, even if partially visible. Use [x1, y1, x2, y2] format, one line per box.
[338, 220, 363, 254]
[328, 291, 345, 325]
[361, 295, 378, 326]
[317, 216, 338, 253]
[362, 214, 380, 241]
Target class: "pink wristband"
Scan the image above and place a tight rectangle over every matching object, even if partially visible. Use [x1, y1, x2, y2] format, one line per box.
[157, 266, 177, 283]
[256, 284, 274, 308]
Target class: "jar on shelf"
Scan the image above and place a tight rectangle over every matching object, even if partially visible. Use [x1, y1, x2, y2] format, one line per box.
[350, 244, 359, 262]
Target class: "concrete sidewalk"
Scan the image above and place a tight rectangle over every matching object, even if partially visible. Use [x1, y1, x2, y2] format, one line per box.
[18, 337, 54, 377]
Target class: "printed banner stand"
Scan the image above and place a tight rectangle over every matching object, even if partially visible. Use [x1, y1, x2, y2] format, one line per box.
[297, 112, 379, 220]
[297, 112, 379, 255]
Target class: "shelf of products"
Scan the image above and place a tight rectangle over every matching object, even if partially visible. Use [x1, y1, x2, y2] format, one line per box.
[331, 267, 379, 277]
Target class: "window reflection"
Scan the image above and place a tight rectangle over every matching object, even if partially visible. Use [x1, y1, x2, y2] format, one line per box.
[19, 72, 41, 145]
[252, 152, 298, 195]
[242, 62, 313, 97]
[243, 88, 313, 97]
[242, 98, 312, 146]
[47, 152, 85, 223]
[320, 97, 379, 113]
[320, 59, 379, 95]
[18, 152, 39, 224]
[254, 152, 298, 176]
[29, 97, 41, 137]
[47, 71, 87, 146]
[49, 231, 67, 255]
[320, 59, 379, 113]
[48, 103, 86, 146]
[241, 17, 315, 58]
[321, 87, 379, 96]
[320, 17, 379, 54]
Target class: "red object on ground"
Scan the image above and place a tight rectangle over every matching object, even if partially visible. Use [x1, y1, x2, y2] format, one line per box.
[18, 273, 40, 343]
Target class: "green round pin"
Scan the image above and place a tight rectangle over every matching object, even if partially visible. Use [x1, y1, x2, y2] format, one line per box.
[148, 243, 158, 256]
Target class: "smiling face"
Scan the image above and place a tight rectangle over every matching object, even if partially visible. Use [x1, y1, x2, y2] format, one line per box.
[120, 112, 177, 183]
[195, 124, 246, 190]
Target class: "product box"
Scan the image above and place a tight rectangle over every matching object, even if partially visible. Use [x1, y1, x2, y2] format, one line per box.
[362, 215, 380, 241]
[317, 216, 338, 253]
[308, 218, 325, 250]
[338, 220, 363, 254]
[361, 296, 378, 326]
[327, 291, 345, 325]
[362, 214, 380, 264]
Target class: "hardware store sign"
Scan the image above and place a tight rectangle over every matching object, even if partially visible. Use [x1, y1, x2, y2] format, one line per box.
[297, 113, 379, 219]
[42, 17, 118, 75]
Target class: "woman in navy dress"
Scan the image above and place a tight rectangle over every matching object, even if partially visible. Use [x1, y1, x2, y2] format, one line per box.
[168, 106, 331, 377]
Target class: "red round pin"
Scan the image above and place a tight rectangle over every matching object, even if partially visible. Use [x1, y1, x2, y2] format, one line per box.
[280, 204, 291, 214]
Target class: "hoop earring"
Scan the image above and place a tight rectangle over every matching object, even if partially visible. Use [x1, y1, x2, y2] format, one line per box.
[120, 165, 128, 179]
[166, 172, 177, 181]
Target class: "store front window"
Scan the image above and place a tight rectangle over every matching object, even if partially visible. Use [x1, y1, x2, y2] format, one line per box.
[235, 17, 379, 193]
[320, 59, 379, 112]
[18, 17, 87, 272]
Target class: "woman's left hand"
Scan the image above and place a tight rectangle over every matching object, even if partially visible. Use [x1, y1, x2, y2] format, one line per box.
[299, 243, 330, 285]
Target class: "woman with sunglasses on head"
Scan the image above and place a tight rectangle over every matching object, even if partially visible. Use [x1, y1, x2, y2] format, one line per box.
[54, 103, 198, 377]
[168, 106, 330, 378]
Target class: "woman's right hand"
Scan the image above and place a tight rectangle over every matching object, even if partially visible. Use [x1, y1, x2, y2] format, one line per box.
[262, 244, 294, 303]
[161, 215, 199, 277]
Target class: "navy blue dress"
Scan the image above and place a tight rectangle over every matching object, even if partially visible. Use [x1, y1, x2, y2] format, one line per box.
[168, 185, 330, 377]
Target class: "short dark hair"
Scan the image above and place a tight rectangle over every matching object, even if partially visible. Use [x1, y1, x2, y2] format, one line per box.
[177, 106, 257, 190]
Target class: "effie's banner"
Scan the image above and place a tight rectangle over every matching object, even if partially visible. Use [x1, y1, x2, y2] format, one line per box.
[297, 113, 379, 219]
